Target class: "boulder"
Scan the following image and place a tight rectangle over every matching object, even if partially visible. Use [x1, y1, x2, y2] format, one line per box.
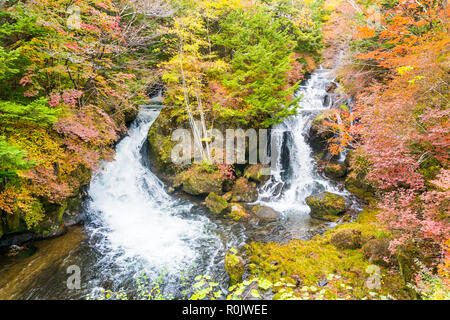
[362, 239, 391, 267]
[308, 111, 335, 155]
[231, 177, 258, 202]
[227, 203, 250, 221]
[305, 191, 346, 221]
[244, 164, 270, 184]
[205, 192, 229, 214]
[324, 163, 347, 179]
[251, 206, 278, 223]
[331, 229, 362, 249]
[181, 171, 223, 196]
[225, 251, 245, 284]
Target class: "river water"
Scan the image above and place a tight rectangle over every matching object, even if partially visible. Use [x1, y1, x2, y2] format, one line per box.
[0, 68, 355, 299]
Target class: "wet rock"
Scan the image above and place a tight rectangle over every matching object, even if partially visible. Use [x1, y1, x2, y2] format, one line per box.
[205, 192, 229, 214]
[222, 191, 233, 202]
[167, 187, 175, 194]
[231, 177, 258, 202]
[244, 164, 270, 184]
[251, 206, 278, 223]
[308, 111, 335, 157]
[305, 191, 346, 221]
[331, 229, 362, 249]
[181, 171, 223, 196]
[225, 251, 245, 284]
[326, 82, 337, 93]
[227, 203, 250, 221]
[324, 163, 347, 179]
[362, 239, 391, 267]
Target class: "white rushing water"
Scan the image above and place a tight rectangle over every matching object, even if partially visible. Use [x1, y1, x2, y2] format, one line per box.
[85, 107, 245, 295]
[257, 68, 342, 222]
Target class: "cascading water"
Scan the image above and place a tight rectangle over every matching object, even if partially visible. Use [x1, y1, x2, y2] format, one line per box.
[84, 107, 246, 297]
[257, 68, 348, 237]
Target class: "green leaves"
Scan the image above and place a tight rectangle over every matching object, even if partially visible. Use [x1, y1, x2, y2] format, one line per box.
[0, 98, 60, 126]
[0, 135, 34, 178]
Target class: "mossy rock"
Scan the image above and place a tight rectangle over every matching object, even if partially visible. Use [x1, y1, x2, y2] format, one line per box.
[180, 170, 223, 196]
[305, 192, 346, 220]
[362, 238, 391, 267]
[0, 220, 3, 239]
[231, 177, 258, 202]
[205, 192, 228, 214]
[251, 205, 278, 223]
[324, 163, 347, 179]
[227, 203, 249, 221]
[225, 251, 245, 284]
[244, 164, 270, 184]
[331, 229, 362, 249]
[345, 172, 375, 203]
[308, 110, 335, 154]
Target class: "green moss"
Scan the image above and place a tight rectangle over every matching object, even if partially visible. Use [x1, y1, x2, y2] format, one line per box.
[225, 251, 245, 284]
[245, 208, 408, 299]
[205, 192, 229, 214]
[324, 163, 347, 179]
[228, 203, 249, 221]
[305, 192, 346, 220]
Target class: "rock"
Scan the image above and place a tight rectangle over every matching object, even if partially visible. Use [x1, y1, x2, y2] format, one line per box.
[181, 171, 223, 196]
[344, 172, 374, 202]
[251, 206, 278, 223]
[222, 191, 232, 202]
[205, 192, 229, 214]
[231, 177, 258, 202]
[227, 203, 249, 221]
[326, 82, 337, 92]
[362, 239, 391, 267]
[331, 229, 362, 249]
[305, 192, 346, 221]
[324, 163, 347, 179]
[167, 187, 175, 194]
[308, 111, 335, 156]
[225, 251, 245, 284]
[244, 164, 270, 184]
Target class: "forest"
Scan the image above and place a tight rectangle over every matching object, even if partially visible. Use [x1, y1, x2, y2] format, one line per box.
[0, 0, 448, 301]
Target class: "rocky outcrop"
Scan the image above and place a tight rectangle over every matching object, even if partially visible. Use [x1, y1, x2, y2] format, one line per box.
[174, 169, 223, 196]
[244, 164, 270, 184]
[362, 238, 391, 267]
[251, 206, 278, 223]
[205, 192, 229, 214]
[331, 229, 362, 249]
[305, 191, 346, 221]
[324, 163, 347, 179]
[231, 177, 258, 202]
[227, 203, 250, 221]
[308, 111, 335, 160]
[225, 250, 245, 284]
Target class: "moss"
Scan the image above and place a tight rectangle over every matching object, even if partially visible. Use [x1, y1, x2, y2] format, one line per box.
[345, 172, 376, 203]
[205, 192, 229, 214]
[177, 166, 223, 196]
[228, 203, 249, 221]
[305, 192, 346, 220]
[244, 164, 270, 184]
[330, 229, 362, 249]
[324, 163, 347, 179]
[245, 208, 408, 299]
[225, 252, 245, 284]
[231, 177, 258, 202]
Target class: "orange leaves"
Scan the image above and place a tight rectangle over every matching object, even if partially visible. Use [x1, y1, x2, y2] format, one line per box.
[354, 25, 376, 39]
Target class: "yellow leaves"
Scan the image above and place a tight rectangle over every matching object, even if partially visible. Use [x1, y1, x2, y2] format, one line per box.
[397, 65, 414, 76]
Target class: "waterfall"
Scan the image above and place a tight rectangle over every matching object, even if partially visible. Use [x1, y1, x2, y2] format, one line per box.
[84, 107, 245, 296]
[257, 68, 343, 224]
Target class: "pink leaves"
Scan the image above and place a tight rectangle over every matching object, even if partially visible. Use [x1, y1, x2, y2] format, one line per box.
[48, 93, 61, 107]
[19, 73, 36, 87]
[62, 89, 83, 108]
